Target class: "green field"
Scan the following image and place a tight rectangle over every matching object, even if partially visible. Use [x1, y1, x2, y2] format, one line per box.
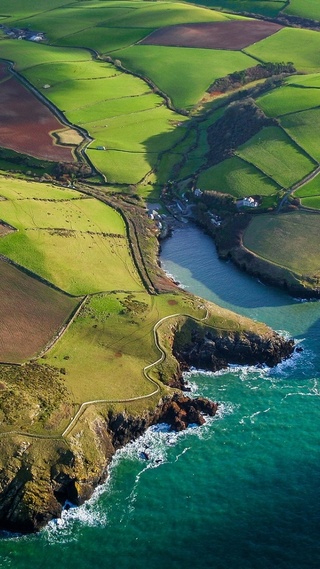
[257, 85, 320, 117]
[284, 0, 320, 20]
[0, 177, 83, 200]
[188, 1, 286, 17]
[116, 45, 255, 109]
[0, 180, 142, 294]
[197, 156, 281, 197]
[281, 109, 320, 163]
[237, 126, 316, 188]
[244, 28, 320, 73]
[294, 173, 320, 198]
[243, 212, 320, 276]
[87, 149, 157, 184]
[300, 196, 320, 209]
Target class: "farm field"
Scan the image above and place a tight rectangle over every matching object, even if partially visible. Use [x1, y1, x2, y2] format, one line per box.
[293, 174, 320, 209]
[0, 179, 142, 295]
[196, 156, 281, 197]
[0, 258, 78, 363]
[299, 196, 320, 209]
[244, 28, 320, 73]
[294, 173, 320, 199]
[0, 64, 76, 162]
[116, 45, 255, 109]
[237, 126, 316, 189]
[140, 20, 282, 50]
[284, 0, 320, 20]
[243, 212, 320, 277]
[281, 109, 320, 163]
[188, 1, 286, 17]
[257, 85, 320, 117]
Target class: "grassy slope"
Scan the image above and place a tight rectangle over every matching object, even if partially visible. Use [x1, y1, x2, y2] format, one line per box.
[197, 156, 281, 197]
[284, 0, 320, 20]
[257, 85, 320, 117]
[116, 45, 255, 109]
[0, 180, 142, 295]
[281, 109, 320, 163]
[237, 126, 316, 188]
[244, 28, 320, 73]
[185, 1, 286, 17]
[243, 212, 320, 276]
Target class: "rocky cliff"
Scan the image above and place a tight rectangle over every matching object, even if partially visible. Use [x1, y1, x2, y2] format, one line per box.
[173, 324, 295, 373]
[0, 318, 294, 534]
[0, 394, 217, 533]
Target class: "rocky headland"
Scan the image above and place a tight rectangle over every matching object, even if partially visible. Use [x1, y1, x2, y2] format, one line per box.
[0, 317, 294, 534]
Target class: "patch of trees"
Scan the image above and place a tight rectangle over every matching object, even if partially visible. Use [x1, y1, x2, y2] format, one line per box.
[54, 161, 92, 181]
[208, 62, 296, 94]
[206, 98, 277, 167]
[200, 190, 236, 213]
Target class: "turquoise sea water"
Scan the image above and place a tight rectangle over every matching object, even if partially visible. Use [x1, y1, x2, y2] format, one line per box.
[1, 224, 319, 568]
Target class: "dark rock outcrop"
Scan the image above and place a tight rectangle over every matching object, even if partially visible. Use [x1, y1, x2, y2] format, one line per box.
[173, 326, 295, 374]
[0, 393, 218, 533]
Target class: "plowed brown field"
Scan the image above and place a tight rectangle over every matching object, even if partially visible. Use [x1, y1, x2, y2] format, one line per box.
[0, 63, 77, 162]
[140, 21, 282, 50]
[0, 258, 79, 363]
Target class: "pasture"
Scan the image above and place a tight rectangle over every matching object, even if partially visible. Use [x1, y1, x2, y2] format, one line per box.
[87, 149, 156, 184]
[237, 126, 316, 189]
[243, 212, 320, 277]
[0, 180, 142, 294]
[284, 0, 320, 20]
[244, 28, 320, 73]
[189, 1, 286, 17]
[257, 85, 320, 117]
[0, 258, 78, 363]
[116, 45, 255, 109]
[41, 290, 205, 402]
[281, 109, 320, 163]
[294, 174, 320, 199]
[197, 156, 281, 197]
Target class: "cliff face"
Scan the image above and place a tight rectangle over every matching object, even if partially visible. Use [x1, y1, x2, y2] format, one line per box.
[0, 395, 217, 534]
[0, 318, 294, 534]
[173, 324, 295, 373]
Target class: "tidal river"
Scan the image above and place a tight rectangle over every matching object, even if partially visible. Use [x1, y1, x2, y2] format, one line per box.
[1, 224, 319, 569]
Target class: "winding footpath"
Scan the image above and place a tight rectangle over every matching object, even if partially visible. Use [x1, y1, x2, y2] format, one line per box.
[0, 308, 208, 441]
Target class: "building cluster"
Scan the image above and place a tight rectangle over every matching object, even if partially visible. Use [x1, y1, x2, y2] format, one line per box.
[237, 196, 259, 208]
[0, 25, 45, 42]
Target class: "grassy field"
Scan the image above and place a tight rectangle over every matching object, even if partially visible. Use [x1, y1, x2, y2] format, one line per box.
[0, 179, 142, 294]
[41, 290, 205, 402]
[0, 258, 78, 363]
[116, 45, 255, 109]
[294, 173, 320, 198]
[197, 156, 281, 197]
[188, 1, 286, 17]
[243, 212, 320, 276]
[257, 85, 320, 117]
[284, 0, 320, 20]
[0, 177, 83, 200]
[244, 28, 320, 73]
[300, 196, 320, 209]
[87, 149, 157, 184]
[237, 126, 316, 188]
[281, 109, 320, 163]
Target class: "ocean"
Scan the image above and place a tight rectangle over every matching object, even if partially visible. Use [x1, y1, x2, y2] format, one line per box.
[1, 223, 319, 569]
